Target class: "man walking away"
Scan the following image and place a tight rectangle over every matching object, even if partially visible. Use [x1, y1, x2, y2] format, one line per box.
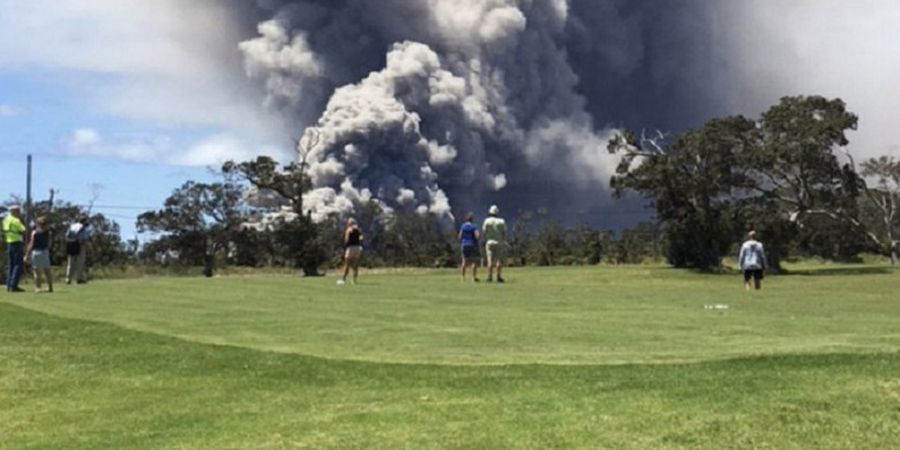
[66, 216, 91, 285]
[739, 231, 767, 291]
[2, 205, 27, 293]
[458, 213, 481, 282]
[483, 205, 507, 283]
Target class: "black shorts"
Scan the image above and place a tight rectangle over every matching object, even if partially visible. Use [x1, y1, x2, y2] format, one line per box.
[462, 245, 480, 259]
[744, 269, 764, 282]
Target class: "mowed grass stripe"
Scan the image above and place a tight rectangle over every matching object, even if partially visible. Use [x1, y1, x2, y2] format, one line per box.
[1, 303, 899, 449]
[4, 265, 899, 365]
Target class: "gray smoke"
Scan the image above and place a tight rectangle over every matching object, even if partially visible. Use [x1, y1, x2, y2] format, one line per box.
[234, 0, 900, 225]
[239, 0, 619, 223]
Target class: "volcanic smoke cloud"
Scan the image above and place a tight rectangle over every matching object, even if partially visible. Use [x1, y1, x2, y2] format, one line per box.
[235, 0, 900, 224]
[239, 0, 623, 222]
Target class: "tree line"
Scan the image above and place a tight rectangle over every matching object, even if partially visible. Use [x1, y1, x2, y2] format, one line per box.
[3, 95, 897, 280]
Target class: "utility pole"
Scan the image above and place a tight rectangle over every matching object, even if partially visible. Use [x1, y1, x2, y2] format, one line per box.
[25, 154, 33, 230]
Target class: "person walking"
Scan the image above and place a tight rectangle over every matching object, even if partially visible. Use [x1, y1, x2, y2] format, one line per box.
[739, 231, 767, 291]
[65, 216, 91, 285]
[458, 212, 481, 282]
[339, 218, 364, 285]
[482, 205, 507, 283]
[25, 216, 53, 293]
[2, 205, 27, 293]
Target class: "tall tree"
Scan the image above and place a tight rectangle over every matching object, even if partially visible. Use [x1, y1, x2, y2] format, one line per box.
[609, 117, 757, 269]
[221, 129, 328, 276]
[137, 181, 245, 274]
[746, 96, 862, 237]
[859, 156, 900, 264]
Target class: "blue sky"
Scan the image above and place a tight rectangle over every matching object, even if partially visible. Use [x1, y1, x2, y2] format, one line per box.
[0, 70, 234, 238]
[3, 0, 900, 239]
[0, 0, 290, 238]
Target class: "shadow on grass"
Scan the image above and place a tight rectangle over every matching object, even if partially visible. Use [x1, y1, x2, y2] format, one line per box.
[780, 266, 894, 277]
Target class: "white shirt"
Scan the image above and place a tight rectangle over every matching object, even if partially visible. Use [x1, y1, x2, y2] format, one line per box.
[66, 223, 91, 242]
[739, 240, 766, 271]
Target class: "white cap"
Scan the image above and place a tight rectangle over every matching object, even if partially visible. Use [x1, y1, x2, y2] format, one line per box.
[488, 205, 500, 215]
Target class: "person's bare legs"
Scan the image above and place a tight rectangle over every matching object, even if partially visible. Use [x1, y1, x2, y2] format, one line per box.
[754, 278, 762, 291]
[496, 261, 504, 282]
[461, 260, 467, 281]
[32, 268, 42, 292]
[472, 262, 479, 282]
[351, 257, 360, 284]
[341, 254, 351, 283]
[44, 269, 53, 293]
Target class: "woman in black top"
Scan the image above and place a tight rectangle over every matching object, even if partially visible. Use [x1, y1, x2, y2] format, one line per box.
[25, 216, 54, 293]
[339, 218, 364, 285]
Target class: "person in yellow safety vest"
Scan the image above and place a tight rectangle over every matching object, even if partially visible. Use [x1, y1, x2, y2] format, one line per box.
[2, 205, 27, 293]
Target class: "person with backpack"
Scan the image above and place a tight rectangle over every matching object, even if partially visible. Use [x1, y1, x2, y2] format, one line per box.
[65, 216, 91, 285]
[25, 216, 53, 293]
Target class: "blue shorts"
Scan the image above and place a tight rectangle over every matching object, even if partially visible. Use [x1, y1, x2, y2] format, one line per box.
[462, 245, 480, 259]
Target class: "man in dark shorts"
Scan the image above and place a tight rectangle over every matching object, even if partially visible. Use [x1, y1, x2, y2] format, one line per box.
[458, 213, 480, 282]
[739, 231, 767, 291]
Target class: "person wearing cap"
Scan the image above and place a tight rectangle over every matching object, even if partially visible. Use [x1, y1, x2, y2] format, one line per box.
[339, 218, 364, 285]
[482, 205, 507, 283]
[2, 205, 27, 293]
[65, 216, 92, 284]
[739, 230, 767, 291]
[25, 216, 53, 293]
[458, 212, 481, 282]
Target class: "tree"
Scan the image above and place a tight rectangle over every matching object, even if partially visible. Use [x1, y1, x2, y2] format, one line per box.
[859, 156, 900, 264]
[137, 181, 245, 275]
[222, 129, 328, 276]
[609, 117, 757, 269]
[745, 96, 862, 229]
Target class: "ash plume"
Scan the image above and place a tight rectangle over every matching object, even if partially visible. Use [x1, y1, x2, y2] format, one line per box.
[234, 0, 900, 225]
[240, 0, 619, 222]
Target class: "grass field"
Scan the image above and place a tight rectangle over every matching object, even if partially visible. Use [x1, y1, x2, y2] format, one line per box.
[2, 265, 899, 448]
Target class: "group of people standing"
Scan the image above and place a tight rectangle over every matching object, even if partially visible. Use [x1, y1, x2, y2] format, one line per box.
[336, 205, 509, 285]
[2, 205, 92, 294]
[337, 206, 766, 290]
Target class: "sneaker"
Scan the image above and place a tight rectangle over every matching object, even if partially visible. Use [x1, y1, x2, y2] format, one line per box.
[337, 279, 346, 286]
[473, 278, 480, 283]
[497, 277, 505, 283]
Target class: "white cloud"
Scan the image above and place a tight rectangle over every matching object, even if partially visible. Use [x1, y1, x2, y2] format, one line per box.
[0, 104, 24, 117]
[62, 128, 277, 167]
[0, 0, 291, 160]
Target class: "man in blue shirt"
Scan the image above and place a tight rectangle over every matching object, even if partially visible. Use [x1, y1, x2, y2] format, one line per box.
[458, 212, 481, 282]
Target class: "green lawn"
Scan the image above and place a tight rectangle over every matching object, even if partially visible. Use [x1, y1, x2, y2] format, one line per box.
[2, 265, 899, 448]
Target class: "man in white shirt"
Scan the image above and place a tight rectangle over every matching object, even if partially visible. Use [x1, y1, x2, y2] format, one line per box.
[65, 217, 92, 284]
[482, 205, 507, 283]
[738, 231, 767, 291]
